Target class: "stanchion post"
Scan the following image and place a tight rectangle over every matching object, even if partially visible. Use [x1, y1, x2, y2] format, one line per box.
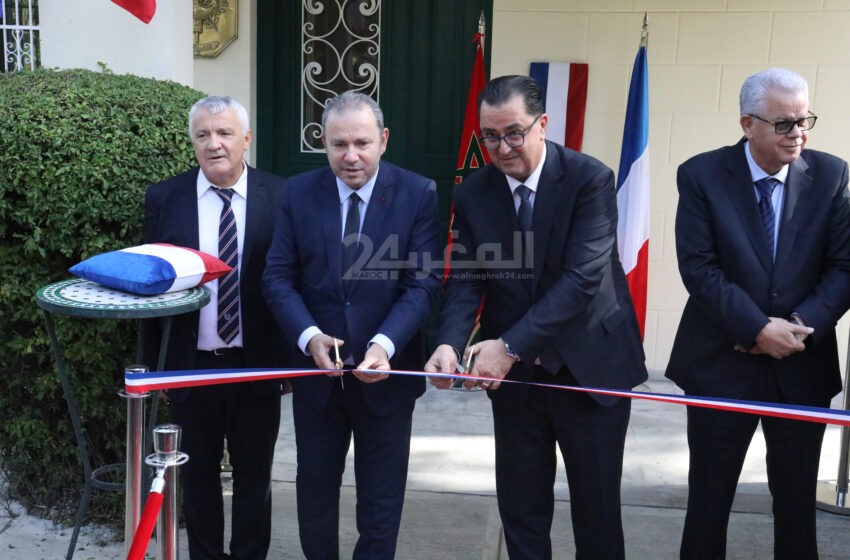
[151, 424, 186, 560]
[816, 332, 850, 514]
[120, 366, 151, 557]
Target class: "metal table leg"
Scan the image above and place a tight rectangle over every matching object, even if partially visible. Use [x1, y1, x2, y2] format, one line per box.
[42, 310, 92, 560]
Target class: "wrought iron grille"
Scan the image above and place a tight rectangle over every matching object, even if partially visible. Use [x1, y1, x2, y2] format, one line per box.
[300, 0, 381, 153]
[1, 0, 40, 72]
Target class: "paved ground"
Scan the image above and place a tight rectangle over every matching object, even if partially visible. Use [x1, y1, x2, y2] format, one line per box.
[2, 376, 849, 558]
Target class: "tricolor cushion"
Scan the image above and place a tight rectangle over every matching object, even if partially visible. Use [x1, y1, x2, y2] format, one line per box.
[69, 243, 231, 295]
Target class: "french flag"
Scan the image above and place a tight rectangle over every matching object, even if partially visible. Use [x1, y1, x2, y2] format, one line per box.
[529, 62, 588, 152]
[616, 45, 650, 339]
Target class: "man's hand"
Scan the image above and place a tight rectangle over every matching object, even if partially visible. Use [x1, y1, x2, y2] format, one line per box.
[307, 333, 344, 376]
[749, 317, 812, 359]
[469, 338, 517, 391]
[353, 343, 390, 384]
[425, 344, 459, 390]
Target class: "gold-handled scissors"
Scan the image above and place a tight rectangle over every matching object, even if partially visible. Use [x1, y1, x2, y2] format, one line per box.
[451, 324, 483, 391]
[333, 337, 344, 389]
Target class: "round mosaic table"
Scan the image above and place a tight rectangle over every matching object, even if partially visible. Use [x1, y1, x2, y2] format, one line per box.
[36, 278, 209, 560]
[37, 277, 209, 319]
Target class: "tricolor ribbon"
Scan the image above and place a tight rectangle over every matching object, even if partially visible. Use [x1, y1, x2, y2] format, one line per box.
[124, 367, 850, 427]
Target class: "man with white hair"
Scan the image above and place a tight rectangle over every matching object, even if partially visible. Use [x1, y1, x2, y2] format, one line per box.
[667, 68, 850, 558]
[144, 96, 287, 559]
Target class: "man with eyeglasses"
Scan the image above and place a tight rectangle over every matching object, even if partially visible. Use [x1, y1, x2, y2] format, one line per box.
[668, 68, 850, 558]
[425, 75, 647, 559]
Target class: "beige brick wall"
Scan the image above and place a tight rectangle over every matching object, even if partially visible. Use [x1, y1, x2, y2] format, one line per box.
[492, 0, 850, 373]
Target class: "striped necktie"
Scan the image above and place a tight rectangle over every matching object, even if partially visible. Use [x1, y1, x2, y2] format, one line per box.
[754, 177, 779, 259]
[211, 187, 240, 343]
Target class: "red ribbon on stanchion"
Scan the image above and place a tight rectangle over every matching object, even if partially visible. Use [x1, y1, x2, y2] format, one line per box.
[126, 471, 165, 560]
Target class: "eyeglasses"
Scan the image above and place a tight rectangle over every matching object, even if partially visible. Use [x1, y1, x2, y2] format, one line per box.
[479, 114, 542, 150]
[747, 112, 817, 134]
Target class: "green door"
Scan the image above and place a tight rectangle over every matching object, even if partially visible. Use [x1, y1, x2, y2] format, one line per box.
[256, 0, 493, 236]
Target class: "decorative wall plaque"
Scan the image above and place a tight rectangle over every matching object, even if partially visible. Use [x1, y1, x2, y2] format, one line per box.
[193, 0, 238, 58]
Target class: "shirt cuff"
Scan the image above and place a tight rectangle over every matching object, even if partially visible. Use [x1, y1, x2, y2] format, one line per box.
[369, 334, 395, 360]
[298, 326, 323, 356]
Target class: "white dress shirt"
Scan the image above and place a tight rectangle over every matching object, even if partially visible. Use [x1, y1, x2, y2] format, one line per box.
[196, 164, 248, 350]
[505, 144, 547, 212]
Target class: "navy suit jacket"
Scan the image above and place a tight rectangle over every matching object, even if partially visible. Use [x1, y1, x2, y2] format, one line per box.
[143, 166, 287, 397]
[667, 140, 850, 405]
[262, 162, 441, 415]
[438, 141, 647, 406]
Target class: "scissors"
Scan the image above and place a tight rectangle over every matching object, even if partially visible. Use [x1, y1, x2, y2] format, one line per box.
[333, 337, 344, 389]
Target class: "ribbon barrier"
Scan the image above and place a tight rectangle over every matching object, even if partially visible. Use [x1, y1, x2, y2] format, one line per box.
[124, 367, 850, 427]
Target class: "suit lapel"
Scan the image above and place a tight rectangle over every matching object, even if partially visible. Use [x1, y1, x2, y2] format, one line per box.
[480, 167, 523, 263]
[349, 167, 394, 297]
[241, 166, 265, 281]
[724, 143, 774, 272]
[178, 170, 201, 250]
[531, 144, 562, 294]
[361, 166, 393, 245]
[774, 155, 811, 272]
[319, 170, 344, 296]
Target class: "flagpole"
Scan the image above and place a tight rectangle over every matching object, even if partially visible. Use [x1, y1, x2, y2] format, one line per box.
[616, 13, 651, 341]
[479, 11, 486, 54]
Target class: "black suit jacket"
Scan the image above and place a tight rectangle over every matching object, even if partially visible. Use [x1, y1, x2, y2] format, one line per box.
[262, 162, 441, 415]
[666, 140, 850, 405]
[143, 166, 287, 397]
[438, 141, 647, 406]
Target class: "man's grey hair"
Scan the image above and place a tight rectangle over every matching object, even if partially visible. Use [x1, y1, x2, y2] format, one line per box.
[189, 96, 250, 138]
[740, 68, 809, 116]
[321, 91, 385, 131]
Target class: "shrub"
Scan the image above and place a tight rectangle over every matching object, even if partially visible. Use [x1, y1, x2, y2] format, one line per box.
[0, 67, 204, 523]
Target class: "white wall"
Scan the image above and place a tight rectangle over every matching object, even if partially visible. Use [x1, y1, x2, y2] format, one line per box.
[39, 0, 193, 85]
[492, 0, 850, 374]
[193, 0, 257, 165]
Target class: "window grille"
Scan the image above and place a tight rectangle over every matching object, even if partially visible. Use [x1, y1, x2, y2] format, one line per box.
[301, 0, 381, 153]
[1, 0, 40, 72]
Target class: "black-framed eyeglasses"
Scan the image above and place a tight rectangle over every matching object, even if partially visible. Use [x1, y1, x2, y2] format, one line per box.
[479, 114, 542, 150]
[747, 112, 817, 134]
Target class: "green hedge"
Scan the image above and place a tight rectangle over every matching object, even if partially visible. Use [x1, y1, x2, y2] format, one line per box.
[0, 68, 204, 523]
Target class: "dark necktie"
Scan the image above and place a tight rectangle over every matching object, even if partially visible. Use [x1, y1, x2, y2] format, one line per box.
[754, 177, 779, 259]
[211, 187, 240, 344]
[516, 184, 533, 231]
[341, 192, 362, 281]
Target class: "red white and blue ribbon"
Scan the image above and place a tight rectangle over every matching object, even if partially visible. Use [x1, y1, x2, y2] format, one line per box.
[124, 367, 850, 427]
[124, 367, 330, 392]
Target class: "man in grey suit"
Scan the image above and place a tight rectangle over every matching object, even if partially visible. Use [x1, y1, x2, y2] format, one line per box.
[668, 68, 850, 559]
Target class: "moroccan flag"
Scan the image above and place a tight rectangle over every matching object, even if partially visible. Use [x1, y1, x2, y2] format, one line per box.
[616, 44, 650, 339]
[112, 0, 156, 24]
[445, 33, 491, 283]
[529, 62, 588, 152]
[454, 33, 491, 184]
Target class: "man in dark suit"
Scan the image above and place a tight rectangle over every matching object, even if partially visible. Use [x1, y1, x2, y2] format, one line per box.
[425, 75, 647, 559]
[144, 96, 286, 560]
[667, 68, 850, 559]
[262, 91, 441, 559]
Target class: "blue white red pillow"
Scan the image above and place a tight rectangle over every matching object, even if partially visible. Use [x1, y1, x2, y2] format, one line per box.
[69, 243, 231, 295]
